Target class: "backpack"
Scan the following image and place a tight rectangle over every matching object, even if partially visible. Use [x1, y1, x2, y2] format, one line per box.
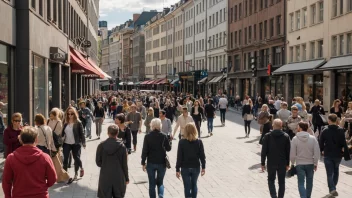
[47, 120, 63, 148]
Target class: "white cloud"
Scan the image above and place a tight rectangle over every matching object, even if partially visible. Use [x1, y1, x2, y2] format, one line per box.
[100, 0, 180, 14]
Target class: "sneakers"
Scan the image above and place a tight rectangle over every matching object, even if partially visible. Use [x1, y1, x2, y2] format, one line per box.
[210, 132, 213, 136]
[73, 174, 78, 180]
[80, 169, 84, 177]
[330, 190, 338, 197]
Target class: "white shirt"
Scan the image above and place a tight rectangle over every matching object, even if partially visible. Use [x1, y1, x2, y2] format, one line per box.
[37, 125, 56, 151]
[64, 124, 75, 145]
[274, 100, 282, 110]
[219, 98, 228, 109]
[173, 115, 194, 136]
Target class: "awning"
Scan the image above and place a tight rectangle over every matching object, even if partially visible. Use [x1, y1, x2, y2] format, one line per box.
[157, 78, 169, 84]
[127, 82, 134, 85]
[70, 47, 103, 78]
[146, 79, 157, 84]
[208, 75, 225, 84]
[273, 59, 326, 75]
[87, 58, 112, 79]
[319, 56, 352, 70]
[134, 82, 141, 85]
[198, 77, 207, 84]
[170, 78, 179, 84]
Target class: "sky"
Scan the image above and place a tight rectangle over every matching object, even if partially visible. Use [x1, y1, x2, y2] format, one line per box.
[99, 0, 180, 29]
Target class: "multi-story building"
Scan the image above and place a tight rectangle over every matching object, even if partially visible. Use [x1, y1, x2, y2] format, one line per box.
[227, 0, 285, 98]
[109, 26, 122, 79]
[120, 21, 134, 83]
[273, 0, 352, 110]
[207, 0, 227, 94]
[132, 11, 159, 82]
[0, 0, 105, 125]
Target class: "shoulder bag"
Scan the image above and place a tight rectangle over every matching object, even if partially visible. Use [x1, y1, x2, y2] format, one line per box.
[162, 136, 171, 169]
[39, 127, 55, 157]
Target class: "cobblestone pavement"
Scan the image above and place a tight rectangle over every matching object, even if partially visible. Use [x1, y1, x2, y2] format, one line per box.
[1, 111, 352, 198]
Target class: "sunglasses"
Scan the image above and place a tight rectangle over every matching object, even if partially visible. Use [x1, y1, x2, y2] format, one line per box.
[68, 113, 74, 116]
[13, 120, 21, 123]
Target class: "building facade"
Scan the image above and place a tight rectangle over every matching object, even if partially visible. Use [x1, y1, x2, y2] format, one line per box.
[227, 0, 286, 99]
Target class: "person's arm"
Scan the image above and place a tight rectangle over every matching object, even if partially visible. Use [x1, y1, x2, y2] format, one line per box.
[164, 135, 172, 151]
[138, 113, 142, 132]
[3, 129, 19, 145]
[96, 143, 103, 167]
[167, 119, 172, 135]
[199, 140, 206, 170]
[45, 156, 57, 187]
[290, 138, 297, 165]
[141, 136, 149, 165]
[173, 118, 180, 137]
[78, 122, 86, 147]
[313, 137, 320, 166]
[121, 147, 129, 182]
[321, 107, 325, 115]
[261, 135, 268, 166]
[286, 136, 291, 166]
[319, 130, 325, 153]
[176, 141, 182, 172]
[2, 157, 13, 198]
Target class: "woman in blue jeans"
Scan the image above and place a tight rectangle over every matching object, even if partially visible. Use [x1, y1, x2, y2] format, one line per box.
[204, 98, 216, 137]
[141, 118, 172, 198]
[176, 123, 206, 198]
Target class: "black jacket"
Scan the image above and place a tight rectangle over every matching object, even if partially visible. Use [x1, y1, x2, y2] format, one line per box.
[191, 106, 204, 120]
[330, 107, 343, 118]
[117, 126, 132, 151]
[164, 106, 175, 121]
[261, 130, 291, 166]
[204, 104, 216, 118]
[176, 139, 206, 172]
[242, 104, 252, 117]
[310, 105, 325, 125]
[96, 138, 128, 198]
[141, 130, 172, 165]
[62, 121, 86, 146]
[319, 125, 351, 160]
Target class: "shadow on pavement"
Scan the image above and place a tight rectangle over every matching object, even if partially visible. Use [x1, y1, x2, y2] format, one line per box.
[49, 181, 97, 198]
[134, 181, 148, 185]
[236, 137, 247, 139]
[248, 163, 262, 170]
[244, 136, 261, 143]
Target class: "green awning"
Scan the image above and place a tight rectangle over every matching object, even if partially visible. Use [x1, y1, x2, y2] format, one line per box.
[170, 78, 179, 84]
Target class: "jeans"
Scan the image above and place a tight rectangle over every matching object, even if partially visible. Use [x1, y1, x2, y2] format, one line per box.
[219, 108, 226, 124]
[146, 163, 166, 198]
[324, 157, 342, 192]
[207, 117, 214, 133]
[193, 116, 202, 138]
[244, 120, 252, 135]
[131, 130, 138, 147]
[95, 117, 103, 137]
[296, 164, 315, 198]
[181, 167, 200, 198]
[63, 143, 83, 174]
[313, 125, 322, 139]
[267, 165, 286, 198]
[85, 118, 92, 137]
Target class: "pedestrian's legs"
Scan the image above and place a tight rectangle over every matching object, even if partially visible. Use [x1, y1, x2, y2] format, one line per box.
[267, 166, 278, 198]
[86, 119, 92, 138]
[208, 117, 214, 133]
[220, 109, 226, 124]
[194, 118, 201, 137]
[333, 158, 341, 188]
[131, 130, 138, 149]
[146, 164, 157, 198]
[305, 165, 315, 198]
[190, 168, 200, 198]
[62, 143, 72, 171]
[99, 118, 103, 136]
[207, 118, 211, 133]
[296, 165, 307, 198]
[247, 120, 251, 135]
[95, 118, 100, 137]
[277, 165, 286, 198]
[324, 157, 336, 192]
[71, 144, 82, 175]
[181, 168, 192, 198]
[156, 164, 166, 198]
[68, 151, 72, 167]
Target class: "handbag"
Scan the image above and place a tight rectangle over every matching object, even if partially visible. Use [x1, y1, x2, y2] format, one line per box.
[319, 114, 328, 125]
[286, 165, 297, 178]
[162, 136, 171, 169]
[49, 120, 63, 148]
[246, 114, 254, 121]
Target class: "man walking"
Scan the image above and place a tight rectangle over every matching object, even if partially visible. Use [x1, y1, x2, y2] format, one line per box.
[96, 125, 129, 198]
[173, 106, 194, 139]
[319, 114, 351, 197]
[290, 121, 320, 198]
[159, 110, 172, 138]
[126, 104, 142, 151]
[78, 100, 94, 139]
[261, 119, 291, 198]
[218, 94, 228, 126]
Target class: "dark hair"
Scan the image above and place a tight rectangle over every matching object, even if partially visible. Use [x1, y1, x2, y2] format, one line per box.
[115, 113, 125, 123]
[20, 127, 38, 144]
[328, 114, 338, 123]
[108, 125, 119, 136]
[49, 110, 57, 117]
[34, 114, 45, 125]
[298, 121, 309, 131]
[160, 110, 166, 115]
[208, 98, 214, 105]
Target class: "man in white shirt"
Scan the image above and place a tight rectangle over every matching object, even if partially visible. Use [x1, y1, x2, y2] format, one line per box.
[159, 110, 172, 138]
[218, 95, 228, 126]
[274, 97, 282, 111]
[172, 106, 194, 139]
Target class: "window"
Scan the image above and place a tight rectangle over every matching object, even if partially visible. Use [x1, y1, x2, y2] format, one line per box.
[239, 3, 242, 18]
[319, 1, 323, 22]
[318, 40, 323, 58]
[39, 0, 43, 16]
[220, 9, 223, 22]
[249, 26, 252, 42]
[47, 0, 51, 20]
[310, 41, 315, 59]
[264, 20, 267, 38]
[234, 6, 237, 21]
[235, 31, 238, 46]
[230, 33, 233, 48]
[33, 55, 47, 117]
[244, 28, 247, 44]
[290, 13, 294, 31]
[259, 22, 263, 40]
[333, 0, 338, 17]
[254, 24, 257, 40]
[311, 4, 316, 24]
[303, 8, 307, 27]
[340, 0, 344, 15]
[58, 0, 62, 29]
[209, 16, 212, 28]
[296, 11, 300, 30]
[296, 46, 300, 62]
[239, 30, 242, 45]
[249, 0, 252, 15]
[340, 35, 344, 55]
[216, 12, 219, 25]
[347, 33, 352, 54]
[245, 0, 248, 16]
[302, 44, 307, 61]
[53, 0, 57, 22]
[270, 18, 274, 37]
[332, 36, 338, 56]
[349, 0, 352, 12]
[290, 47, 294, 63]
[32, 0, 36, 9]
[276, 15, 281, 35]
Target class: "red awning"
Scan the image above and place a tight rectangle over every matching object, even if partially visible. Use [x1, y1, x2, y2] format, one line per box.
[157, 78, 168, 84]
[146, 79, 157, 84]
[141, 80, 152, 85]
[70, 47, 103, 78]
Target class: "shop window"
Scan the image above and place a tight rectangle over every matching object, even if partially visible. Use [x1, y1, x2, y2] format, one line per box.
[294, 75, 302, 98]
[33, 55, 47, 118]
[0, 44, 9, 124]
[347, 33, 352, 54]
[339, 35, 344, 55]
[332, 36, 338, 56]
[318, 40, 323, 58]
[337, 73, 352, 110]
[304, 75, 314, 101]
[314, 75, 324, 104]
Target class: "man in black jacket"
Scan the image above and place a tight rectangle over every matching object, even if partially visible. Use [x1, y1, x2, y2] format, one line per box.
[261, 119, 291, 198]
[319, 114, 351, 197]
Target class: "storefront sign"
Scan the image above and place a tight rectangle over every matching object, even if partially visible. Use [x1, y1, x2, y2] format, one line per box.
[337, 68, 352, 73]
[50, 47, 67, 62]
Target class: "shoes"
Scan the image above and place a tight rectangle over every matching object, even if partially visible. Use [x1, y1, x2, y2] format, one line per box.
[97, 136, 100, 139]
[210, 132, 213, 136]
[73, 174, 78, 180]
[330, 190, 338, 196]
[68, 165, 71, 168]
[89, 136, 92, 139]
[67, 178, 74, 185]
[134, 145, 137, 151]
[80, 169, 84, 177]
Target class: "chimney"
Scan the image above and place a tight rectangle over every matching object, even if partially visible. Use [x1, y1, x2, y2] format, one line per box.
[133, 14, 141, 22]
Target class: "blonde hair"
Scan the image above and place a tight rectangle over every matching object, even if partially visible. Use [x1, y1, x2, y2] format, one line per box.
[64, 107, 80, 124]
[184, 123, 198, 141]
[332, 99, 340, 108]
[262, 104, 268, 111]
[148, 107, 154, 115]
[296, 97, 306, 111]
[248, 99, 253, 108]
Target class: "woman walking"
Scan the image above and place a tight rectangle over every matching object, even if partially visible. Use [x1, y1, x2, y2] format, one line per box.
[141, 118, 172, 198]
[176, 123, 206, 198]
[35, 114, 56, 155]
[93, 101, 105, 139]
[309, 99, 325, 139]
[3, 113, 23, 158]
[258, 105, 272, 144]
[330, 99, 343, 119]
[204, 99, 216, 137]
[191, 100, 204, 138]
[115, 113, 132, 154]
[62, 107, 86, 180]
[242, 99, 254, 138]
[144, 107, 154, 134]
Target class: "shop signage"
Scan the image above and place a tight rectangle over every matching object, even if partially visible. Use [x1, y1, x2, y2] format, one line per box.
[337, 68, 352, 73]
[50, 47, 67, 62]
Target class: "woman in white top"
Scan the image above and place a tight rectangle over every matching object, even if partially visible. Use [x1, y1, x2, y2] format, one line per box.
[35, 114, 56, 155]
[47, 109, 63, 140]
